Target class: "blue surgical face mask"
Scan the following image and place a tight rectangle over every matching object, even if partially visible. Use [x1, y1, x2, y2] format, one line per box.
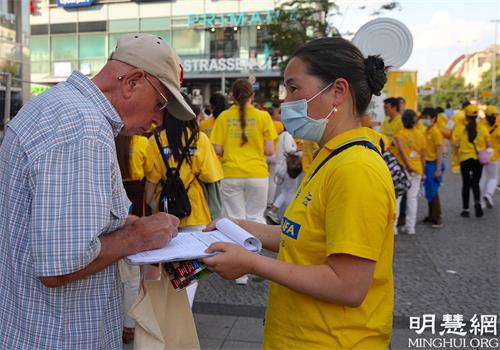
[281, 83, 337, 142]
[421, 119, 432, 127]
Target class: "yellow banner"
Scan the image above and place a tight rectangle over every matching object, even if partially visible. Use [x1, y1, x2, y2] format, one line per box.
[383, 71, 418, 110]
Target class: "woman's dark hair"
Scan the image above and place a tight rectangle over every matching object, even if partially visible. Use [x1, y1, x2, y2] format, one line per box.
[115, 135, 132, 179]
[384, 97, 400, 112]
[292, 37, 388, 116]
[465, 116, 478, 144]
[402, 109, 416, 129]
[422, 107, 437, 120]
[231, 79, 254, 146]
[209, 93, 227, 119]
[162, 92, 199, 165]
[435, 106, 444, 114]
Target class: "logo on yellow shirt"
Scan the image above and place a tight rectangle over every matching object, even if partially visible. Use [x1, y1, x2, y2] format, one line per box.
[303, 192, 313, 207]
[281, 217, 301, 240]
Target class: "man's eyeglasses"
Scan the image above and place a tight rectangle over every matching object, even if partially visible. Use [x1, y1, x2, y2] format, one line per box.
[117, 73, 169, 112]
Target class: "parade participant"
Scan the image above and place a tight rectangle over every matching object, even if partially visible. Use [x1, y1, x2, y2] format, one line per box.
[200, 92, 227, 137]
[115, 134, 153, 343]
[203, 37, 395, 349]
[145, 94, 223, 230]
[0, 33, 185, 349]
[421, 108, 445, 228]
[480, 105, 500, 208]
[394, 109, 426, 235]
[381, 96, 403, 155]
[453, 104, 492, 218]
[210, 79, 277, 224]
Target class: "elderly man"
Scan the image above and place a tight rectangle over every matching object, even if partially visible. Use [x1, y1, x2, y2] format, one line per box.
[0, 33, 194, 349]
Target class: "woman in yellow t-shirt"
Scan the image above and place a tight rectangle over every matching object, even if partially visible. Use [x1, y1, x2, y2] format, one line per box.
[115, 134, 153, 343]
[210, 79, 277, 224]
[421, 108, 444, 228]
[199, 93, 227, 137]
[145, 95, 224, 230]
[479, 105, 500, 208]
[394, 109, 426, 235]
[452, 104, 492, 218]
[202, 37, 395, 349]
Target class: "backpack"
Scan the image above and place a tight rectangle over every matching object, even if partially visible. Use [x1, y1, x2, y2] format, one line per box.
[154, 133, 196, 219]
[382, 150, 411, 198]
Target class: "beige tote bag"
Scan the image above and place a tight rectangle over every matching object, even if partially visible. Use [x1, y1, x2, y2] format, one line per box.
[129, 267, 200, 350]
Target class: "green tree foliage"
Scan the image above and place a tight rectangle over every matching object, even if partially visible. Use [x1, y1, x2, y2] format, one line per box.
[418, 75, 474, 109]
[477, 59, 500, 104]
[265, 0, 400, 73]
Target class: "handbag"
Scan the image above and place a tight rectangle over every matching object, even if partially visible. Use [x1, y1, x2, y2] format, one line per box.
[200, 181, 225, 220]
[128, 266, 200, 350]
[473, 143, 491, 165]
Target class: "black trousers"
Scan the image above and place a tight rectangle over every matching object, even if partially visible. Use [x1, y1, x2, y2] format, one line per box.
[460, 159, 483, 210]
[123, 179, 146, 217]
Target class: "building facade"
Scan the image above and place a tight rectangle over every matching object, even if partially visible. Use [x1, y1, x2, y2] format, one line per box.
[30, 0, 284, 104]
[0, 0, 30, 125]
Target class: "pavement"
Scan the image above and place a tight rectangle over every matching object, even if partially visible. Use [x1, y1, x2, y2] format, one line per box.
[125, 156, 499, 350]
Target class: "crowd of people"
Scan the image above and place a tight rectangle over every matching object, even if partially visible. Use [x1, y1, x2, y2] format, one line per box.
[0, 31, 498, 349]
[373, 97, 499, 235]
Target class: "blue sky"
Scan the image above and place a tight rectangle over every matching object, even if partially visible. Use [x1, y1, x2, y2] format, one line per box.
[330, 0, 500, 85]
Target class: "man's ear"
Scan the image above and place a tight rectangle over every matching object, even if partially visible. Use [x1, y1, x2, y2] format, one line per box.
[120, 69, 145, 99]
[330, 78, 350, 107]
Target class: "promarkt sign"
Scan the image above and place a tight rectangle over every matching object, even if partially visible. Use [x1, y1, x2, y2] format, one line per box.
[57, 0, 95, 8]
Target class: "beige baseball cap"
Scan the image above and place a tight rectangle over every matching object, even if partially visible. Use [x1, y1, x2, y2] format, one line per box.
[109, 33, 195, 121]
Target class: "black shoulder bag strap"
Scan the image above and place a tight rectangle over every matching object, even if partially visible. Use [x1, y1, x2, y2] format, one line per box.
[306, 140, 381, 185]
[154, 132, 198, 187]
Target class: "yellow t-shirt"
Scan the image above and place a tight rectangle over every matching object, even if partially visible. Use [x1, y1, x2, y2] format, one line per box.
[146, 131, 224, 226]
[381, 114, 403, 154]
[436, 113, 448, 133]
[452, 122, 491, 162]
[395, 128, 426, 175]
[425, 125, 443, 161]
[481, 119, 500, 162]
[263, 127, 395, 350]
[301, 140, 320, 173]
[124, 135, 154, 182]
[199, 116, 216, 138]
[273, 120, 284, 150]
[210, 104, 277, 178]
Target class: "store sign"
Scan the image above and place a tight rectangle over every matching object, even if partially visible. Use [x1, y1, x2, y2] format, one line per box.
[183, 57, 274, 73]
[187, 10, 279, 28]
[57, 0, 95, 8]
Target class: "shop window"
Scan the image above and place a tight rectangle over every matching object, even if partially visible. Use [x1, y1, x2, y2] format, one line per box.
[172, 29, 204, 56]
[31, 24, 48, 35]
[51, 35, 77, 60]
[79, 21, 107, 33]
[140, 18, 171, 31]
[109, 19, 139, 33]
[209, 28, 238, 59]
[50, 23, 77, 34]
[31, 35, 50, 61]
[79, 34, 106, 58]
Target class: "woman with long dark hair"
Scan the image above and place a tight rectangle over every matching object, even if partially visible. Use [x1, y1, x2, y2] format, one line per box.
[145, 93, 223, 229]
[200, 93, 227, 137]
[453, 104, 492, 217]
[202, 37, 395, 348]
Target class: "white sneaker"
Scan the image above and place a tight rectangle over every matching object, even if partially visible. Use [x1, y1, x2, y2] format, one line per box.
[484, 195, 494, 209]
[235, 275, 249, 285]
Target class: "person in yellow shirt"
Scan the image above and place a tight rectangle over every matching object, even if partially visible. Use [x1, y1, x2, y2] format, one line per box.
[115, 134, 153, 343]
[421, 108, 444, 228]
[395, 109, 426, 235]
[202, 37, 395, 350]
[211, 79, 277, 226]
[381, 97, 404, 156]
[479, 105, 500, 208]
[453, 104, 492, 218]
[449, 103, 469, 172]
[145, 95, 224, 229]
[199, 93, 227, 137]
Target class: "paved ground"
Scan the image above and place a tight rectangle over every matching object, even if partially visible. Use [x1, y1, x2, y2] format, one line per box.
[125, 156, 499, 349]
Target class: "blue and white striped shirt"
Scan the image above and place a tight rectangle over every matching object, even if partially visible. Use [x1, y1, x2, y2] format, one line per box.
[0, 71, 130, 349]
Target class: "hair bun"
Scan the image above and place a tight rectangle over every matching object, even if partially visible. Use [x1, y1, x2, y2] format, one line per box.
[364, 55, 388, 96]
